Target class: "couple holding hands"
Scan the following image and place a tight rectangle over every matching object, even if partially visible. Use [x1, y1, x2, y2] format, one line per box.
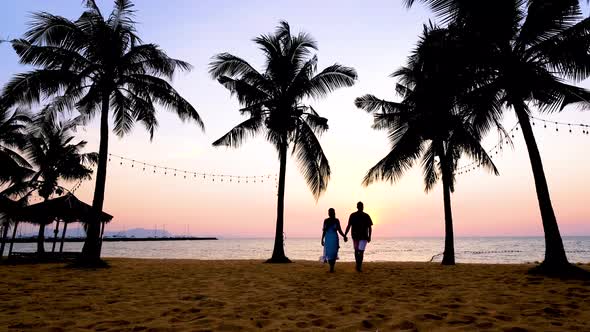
[321, 201, 373, 273]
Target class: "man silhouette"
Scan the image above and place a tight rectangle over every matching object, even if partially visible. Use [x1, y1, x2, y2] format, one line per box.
[344, 201, 373, 272]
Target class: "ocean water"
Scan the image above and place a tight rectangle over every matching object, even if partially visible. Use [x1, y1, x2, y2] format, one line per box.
[8, 237, 590, 264]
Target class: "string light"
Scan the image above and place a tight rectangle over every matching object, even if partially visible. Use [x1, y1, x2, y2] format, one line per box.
[529, 115, 590, 135]
[107, 153, 276, 184]
[456, 122, 519, 174]
[457, 114, 590, 175]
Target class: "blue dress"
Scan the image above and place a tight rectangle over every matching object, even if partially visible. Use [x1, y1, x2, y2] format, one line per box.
[323, 219, 340, 261]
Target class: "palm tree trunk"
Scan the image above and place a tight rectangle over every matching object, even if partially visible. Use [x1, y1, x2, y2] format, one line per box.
[440, 149, 455, 265]
[37, 223, 46, 254]
[81, 94, 110, 263]
[514, 103, 569, 269]
[37, 196, 50, 254]
[267, 139, 291, 263]
[0, 222, 9, 257]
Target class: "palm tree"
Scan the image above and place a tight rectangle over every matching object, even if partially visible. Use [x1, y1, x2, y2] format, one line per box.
[23, 115, 98, 253]
[406, 0, 590, 270]
[0, 107, 32, 185]
[209, 21, 357, 263]
[1, 0, 203, 264]
[0, 106, 33, 257]
[355, 25, 499, 265]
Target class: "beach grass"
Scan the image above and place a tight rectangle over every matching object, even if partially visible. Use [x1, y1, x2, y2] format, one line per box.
[1, 259, 589, 331]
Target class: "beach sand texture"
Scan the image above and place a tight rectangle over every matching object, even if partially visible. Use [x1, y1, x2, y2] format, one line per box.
[1, 259, 589, 331]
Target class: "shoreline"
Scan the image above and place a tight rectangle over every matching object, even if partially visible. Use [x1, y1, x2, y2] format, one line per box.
[1, 258, 589, 331]
[7, 236, 218, 243]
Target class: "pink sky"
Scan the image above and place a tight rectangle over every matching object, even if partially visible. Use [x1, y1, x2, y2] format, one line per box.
[1, 1, 589, 237]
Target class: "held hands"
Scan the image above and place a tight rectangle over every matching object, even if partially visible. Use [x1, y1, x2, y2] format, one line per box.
[321, 240, 325, 246]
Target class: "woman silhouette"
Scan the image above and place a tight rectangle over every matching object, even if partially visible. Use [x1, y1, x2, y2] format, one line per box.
[321, 208, 347, 272]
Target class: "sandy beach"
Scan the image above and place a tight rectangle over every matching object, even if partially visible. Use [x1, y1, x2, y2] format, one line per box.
[1, 259, 589, 331]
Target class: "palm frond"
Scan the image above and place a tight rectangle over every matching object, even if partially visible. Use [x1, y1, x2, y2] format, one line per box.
[292, 121, 330, 199]
[354, 94, 408, 114]
[421, 141, 440, 192]
[111, 89, 135, 137]
[363, 126, 423, 186]
[212, 115, 264, 148]
[1, 70, 77, 107]
[307, 64, 357, 99]
[123, 43, 191, 79]
[11, 39, 91, 70]
[518, 0, 582, 46]
[532, 17, 590, 82]
[24, 12, 83, 46]
[216, 76, 270, 107]
[302, 112, 328, 136]
[125, 74, 204, 130]
[209, 53, 264, 80]
[108, 0, 136, 30]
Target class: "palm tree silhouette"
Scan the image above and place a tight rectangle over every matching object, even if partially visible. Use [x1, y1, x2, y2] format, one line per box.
[0, 107, 32, 185]
[1, 0, 203, 264]
[209, 21, 357, 263]
[406, 0, 590, 270]
[355, 24, 499, 265]
[24, 115, 98, 253]
[0, 107, 32, 257]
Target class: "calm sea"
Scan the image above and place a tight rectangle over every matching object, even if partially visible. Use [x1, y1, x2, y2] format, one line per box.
[9, 237, 590, 264]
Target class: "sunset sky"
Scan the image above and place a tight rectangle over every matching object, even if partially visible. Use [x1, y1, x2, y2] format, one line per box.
[1, 0, 589, 238]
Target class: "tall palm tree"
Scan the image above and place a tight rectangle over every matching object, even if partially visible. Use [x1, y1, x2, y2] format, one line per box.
[355, 25, 499, 265]
[0, 107, 32, 185]
[1, 0, 203, 264]
[209, 21, 357, 263]
[406, 0, 590, 270]
[24, 115, 98, 253]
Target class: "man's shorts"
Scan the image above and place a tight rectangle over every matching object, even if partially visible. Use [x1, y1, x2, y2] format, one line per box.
[353, 240, 368, 251]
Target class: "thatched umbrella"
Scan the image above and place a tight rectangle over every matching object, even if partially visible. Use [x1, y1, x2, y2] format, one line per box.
[11, 193, 113, 254]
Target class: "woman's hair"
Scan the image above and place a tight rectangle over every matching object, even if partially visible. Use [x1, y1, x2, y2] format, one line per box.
[328, 208, 335, 218]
